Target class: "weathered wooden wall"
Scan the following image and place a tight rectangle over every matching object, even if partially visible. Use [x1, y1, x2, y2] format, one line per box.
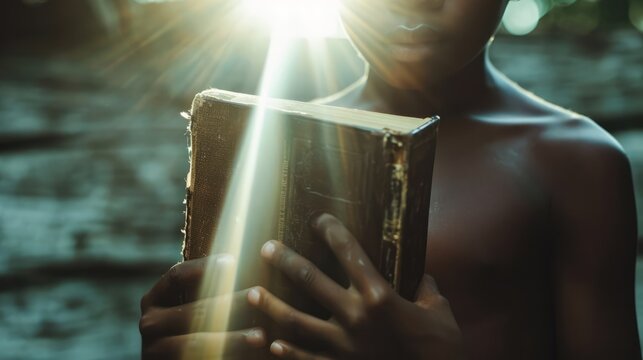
[0, 56, 188, 359]
[0, 18, 641, 359]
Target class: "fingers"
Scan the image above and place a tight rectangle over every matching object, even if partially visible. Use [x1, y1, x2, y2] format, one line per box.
[269, 340, 334, 360]
[311, 213, 383, 292]
[247, 286, 342, 345]
[141, 254, 235, 312]
[142, 328, 266, 360]
[140, 290, 255, 339]
[260, 240, 349, 315]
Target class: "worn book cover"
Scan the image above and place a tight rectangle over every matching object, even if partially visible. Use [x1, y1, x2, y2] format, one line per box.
[182, 88, 439, 325]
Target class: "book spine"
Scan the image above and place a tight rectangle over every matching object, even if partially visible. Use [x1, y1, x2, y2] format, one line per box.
[380, 131, 409, 292]
[398, 118, 439, 299]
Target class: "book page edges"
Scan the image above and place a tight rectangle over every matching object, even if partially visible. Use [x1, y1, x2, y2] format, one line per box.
[197, 88, 436, 134]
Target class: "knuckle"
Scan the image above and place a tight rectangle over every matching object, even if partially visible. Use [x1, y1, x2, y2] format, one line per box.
[138, 315, 147, 335]
[254, 287, 267, 306]
[192, 301, 207, 321]
[138, 313, 157, 337]
[275, 246, 290, 267]
[343, 308, 368, 331]
[298, 263, 317, 287]
[282, 310, 302, 329]
[167, 263, 182, 285]
[362, 284, 394, 311]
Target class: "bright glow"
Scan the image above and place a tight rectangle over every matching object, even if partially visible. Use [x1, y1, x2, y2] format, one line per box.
[503, 0, 541, 36]
[243, 0, 343, 38]
[185, 2, 355, 357]
[188, 36, 292, 359]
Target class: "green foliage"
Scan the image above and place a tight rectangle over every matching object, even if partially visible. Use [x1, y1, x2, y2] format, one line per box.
[504, 0, 643, 35]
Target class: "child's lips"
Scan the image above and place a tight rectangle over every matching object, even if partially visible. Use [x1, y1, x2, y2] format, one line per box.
[388, 23, 441, 45]
[388, 24, 440, 63]
[387, 24, 441, 62]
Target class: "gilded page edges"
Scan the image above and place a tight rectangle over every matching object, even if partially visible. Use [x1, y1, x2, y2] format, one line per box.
[181, 93, 204, 261]
[380, 130, 409, 292]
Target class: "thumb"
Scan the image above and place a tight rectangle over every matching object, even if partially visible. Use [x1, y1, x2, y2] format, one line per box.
[414, 274, 440, 307]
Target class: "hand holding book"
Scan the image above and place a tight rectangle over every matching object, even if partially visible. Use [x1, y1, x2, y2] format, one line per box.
[144, 88, 444, 359]
[139, 213, 465, 359]
[139, 255, 270, 359]
[250, 213, 466, 360]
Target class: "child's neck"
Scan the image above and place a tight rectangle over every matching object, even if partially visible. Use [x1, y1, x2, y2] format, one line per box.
[359, 49, 502, 118]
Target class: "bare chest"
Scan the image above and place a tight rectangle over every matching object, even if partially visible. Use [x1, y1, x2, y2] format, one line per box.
[425, 133, 553, 320]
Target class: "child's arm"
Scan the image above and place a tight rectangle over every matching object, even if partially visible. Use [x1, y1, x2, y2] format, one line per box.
[540, 117, 640, 359]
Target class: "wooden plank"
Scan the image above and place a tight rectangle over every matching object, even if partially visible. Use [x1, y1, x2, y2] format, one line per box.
[0, 79, 188, 275]
[0, 277, 151, 360]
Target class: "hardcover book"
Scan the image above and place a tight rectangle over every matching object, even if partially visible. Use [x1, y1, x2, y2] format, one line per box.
[182, 88, 439, 321]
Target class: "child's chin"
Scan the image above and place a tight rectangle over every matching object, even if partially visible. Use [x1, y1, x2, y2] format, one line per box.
[377, 65, 442, 91]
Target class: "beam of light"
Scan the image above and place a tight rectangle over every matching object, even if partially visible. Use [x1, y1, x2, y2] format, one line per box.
[186, 33, 294, 360]
[184, 1, 359, 357]
[242, 0, 344, 38]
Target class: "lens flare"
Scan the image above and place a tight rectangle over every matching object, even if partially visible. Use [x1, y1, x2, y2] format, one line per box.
[503, 0, 541, 35]
[242, 0, 343, 38]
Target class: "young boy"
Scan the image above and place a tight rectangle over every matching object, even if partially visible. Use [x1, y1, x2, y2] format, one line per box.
[139, 0, 641, 358]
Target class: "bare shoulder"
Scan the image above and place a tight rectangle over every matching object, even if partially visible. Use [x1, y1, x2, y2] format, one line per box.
[495, 79, 632, 183]
[511, 86, 640, 360]
[526, 103, 630, 186]
[496, 87, 635, 221]
[534, 109, 624, 159]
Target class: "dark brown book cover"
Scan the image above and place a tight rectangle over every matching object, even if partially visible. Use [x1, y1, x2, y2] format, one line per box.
[182, 88, 439, 326]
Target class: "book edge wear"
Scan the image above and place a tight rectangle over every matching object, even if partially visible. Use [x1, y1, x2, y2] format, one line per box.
[181, 90, 439, 301]
[181, 93, 201, 261]
[380, 131, 408, 292]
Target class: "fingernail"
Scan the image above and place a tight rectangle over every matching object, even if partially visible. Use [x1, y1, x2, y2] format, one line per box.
[245, 328, 265, 345]
[261, 241, 276, 259]
[270, 341, 285, 356]
[310, 212, 331, 228]
[248, 287, 261, 305]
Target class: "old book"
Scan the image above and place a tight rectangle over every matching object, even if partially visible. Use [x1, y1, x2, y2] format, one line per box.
[182, 88, 439, 323]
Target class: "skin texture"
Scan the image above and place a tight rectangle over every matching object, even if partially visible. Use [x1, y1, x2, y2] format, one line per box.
[140, 0, 641, 358]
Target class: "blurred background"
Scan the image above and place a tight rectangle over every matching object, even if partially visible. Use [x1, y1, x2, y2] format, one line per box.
[0, 0, 641, 358]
